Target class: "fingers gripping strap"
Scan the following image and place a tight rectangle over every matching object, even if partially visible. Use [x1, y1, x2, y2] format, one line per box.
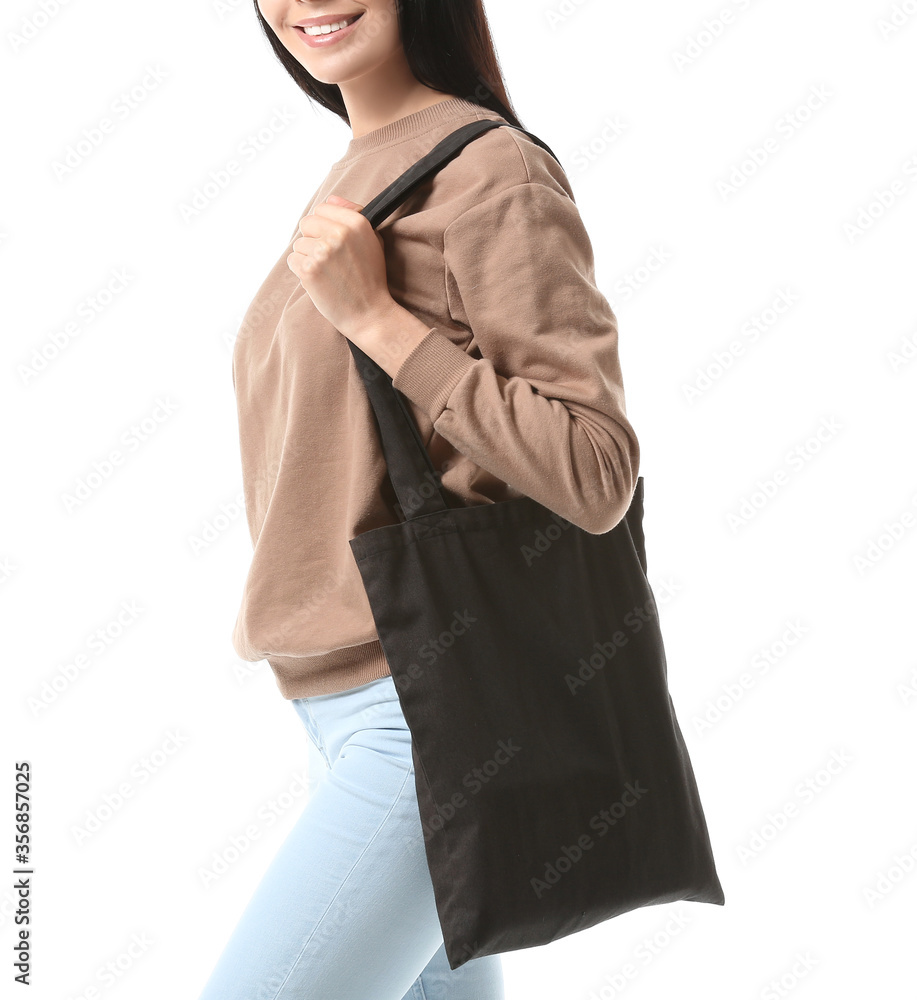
[346, 119, 560, 522]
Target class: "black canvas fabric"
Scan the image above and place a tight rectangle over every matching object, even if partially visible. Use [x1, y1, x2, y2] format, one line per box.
[346, 119, 725, 971]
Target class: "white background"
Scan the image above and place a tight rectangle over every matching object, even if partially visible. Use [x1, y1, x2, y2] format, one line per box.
[2, 0, 916, 997]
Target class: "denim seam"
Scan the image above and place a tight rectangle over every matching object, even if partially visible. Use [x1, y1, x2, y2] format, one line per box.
[270, 765, 416, 998]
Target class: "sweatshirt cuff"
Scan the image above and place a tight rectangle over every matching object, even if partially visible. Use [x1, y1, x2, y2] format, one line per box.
[391, 327, 479, 422]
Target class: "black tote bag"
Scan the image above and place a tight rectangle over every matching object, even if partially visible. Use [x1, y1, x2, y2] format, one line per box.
[345, 119, 725, 971]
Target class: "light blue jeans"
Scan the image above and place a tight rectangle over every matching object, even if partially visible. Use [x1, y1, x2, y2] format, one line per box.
[196, 673, 505, 1000]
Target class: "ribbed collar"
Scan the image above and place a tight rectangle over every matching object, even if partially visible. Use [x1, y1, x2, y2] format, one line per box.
[333, 97, 498, 167]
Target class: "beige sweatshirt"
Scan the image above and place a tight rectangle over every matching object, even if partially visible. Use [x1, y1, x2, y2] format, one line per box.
[230, 96, 640, 699]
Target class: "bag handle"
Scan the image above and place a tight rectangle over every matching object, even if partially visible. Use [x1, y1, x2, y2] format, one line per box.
[346, 119, 560, 522]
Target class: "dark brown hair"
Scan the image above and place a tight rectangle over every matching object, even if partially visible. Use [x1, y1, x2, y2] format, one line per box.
[252, 0, 524, 129]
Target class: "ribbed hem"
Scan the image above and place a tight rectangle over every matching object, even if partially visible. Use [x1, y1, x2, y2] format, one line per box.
[267, 640, 391, 700]
[392, 327, 479, 422]
[334, 97, 501, 167]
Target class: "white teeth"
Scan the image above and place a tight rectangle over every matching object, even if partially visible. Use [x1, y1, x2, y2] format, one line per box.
[302, 16, 356, 36]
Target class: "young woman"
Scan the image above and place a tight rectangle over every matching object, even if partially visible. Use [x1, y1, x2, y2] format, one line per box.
[197, 1, 640, 997]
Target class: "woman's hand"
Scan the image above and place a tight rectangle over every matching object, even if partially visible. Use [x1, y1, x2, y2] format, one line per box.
[287, 194, 396, 340]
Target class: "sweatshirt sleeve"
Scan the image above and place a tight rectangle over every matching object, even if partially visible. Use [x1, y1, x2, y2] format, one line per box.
[390, 180, 640, 535]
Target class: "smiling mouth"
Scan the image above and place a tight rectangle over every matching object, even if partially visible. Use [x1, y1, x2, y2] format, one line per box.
[296, 12, 363, 37]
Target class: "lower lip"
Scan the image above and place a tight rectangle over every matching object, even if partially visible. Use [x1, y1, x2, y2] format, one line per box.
[295, 14, 362, 48]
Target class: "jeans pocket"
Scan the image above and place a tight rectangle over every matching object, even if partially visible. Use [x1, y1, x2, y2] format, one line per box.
[292, 699, 332, 766]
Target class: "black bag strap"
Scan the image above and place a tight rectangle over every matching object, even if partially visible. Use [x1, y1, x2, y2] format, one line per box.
[345, 119, 560, 522]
